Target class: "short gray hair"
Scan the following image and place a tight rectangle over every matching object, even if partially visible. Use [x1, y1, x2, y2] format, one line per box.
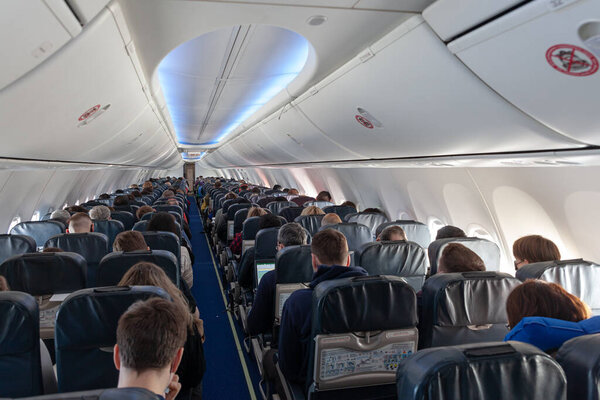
[89, 205, 111, 221]
[50, 209, 71, 224]
[278, 222, 308, 247]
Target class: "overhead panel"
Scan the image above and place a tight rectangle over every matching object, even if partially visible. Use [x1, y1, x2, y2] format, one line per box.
[449, 0, 600, 146]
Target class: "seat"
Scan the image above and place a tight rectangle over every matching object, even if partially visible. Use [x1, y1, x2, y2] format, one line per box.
[14, 387, 166, 399]
[290, 195, 315, 207]
[155, 205, 183, 219]
[227, 203, 252, 241]
[279, 206, 304, 223]
[516, 259, 600, 314]
[294, 215, 324, 237]
[45, 233, 109, 288]
[141, 211, 182, 226]
[234, 208, 249, 236]
[266, 201, 297, 216]
[396, 341, 566, 400]
[132, 220, 148, 232]
[321, 205, 356, 221]
[257, 196, 278, 208]
[141, 231, 181, 266]
[428, 237, 501, 274]
[344, 212, 390, 238]
[556, 333, 600, 400]
[254, 227, 281, 283]
[302, 275, 418, 399]
[0, 234, 37, 264]
[92, 220, 124, 250]
[110, 211, 135, 230]
[303, 200, 334, 208]
[419, 271, 521, 348]
[55, 286, 170, 392]
[10, 221, 64, 249]
[375, 220, 431, 249]
[274, 245, 314, 327]
[97, 250, 179, 287]
[320, 222, 372, 252]
[356, 241, 427, 291]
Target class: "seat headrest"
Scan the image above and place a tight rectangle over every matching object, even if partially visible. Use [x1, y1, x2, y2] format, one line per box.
[396, 341, 566, 400]
[0, 291, 38, 356]
[344, 213, 390, 236]
[428, 237, 501, 274]
[322, 205, 357, 221]
[97, 250, 178, 287]
[0, 234, 37, 264]
[294, 215, 324, 236]
[255, 227, 280, 260]
[0, 252, 87, 295]
[10, 221, 65, 247]
[242, 217, 260, 240]
[45, 233, 109, 263]
[556, 332, 600, 400]
[275, 245, 313, 284]
[320, 222, 372, 252]
[278, 206, 304, 223]
[357, 241, 427, 277]
[375, 220, 431, 249]
[233, 208, 250, 233]
[227, 203, 251, 220]
[313, 275, 417, 334]
[132, 220, 148, 232]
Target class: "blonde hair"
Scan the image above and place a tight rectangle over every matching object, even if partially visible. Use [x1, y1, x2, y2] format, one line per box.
[301, 205, 325, 216]
[247, 206, 267, 218]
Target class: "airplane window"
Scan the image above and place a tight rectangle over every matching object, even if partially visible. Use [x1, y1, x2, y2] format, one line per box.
[7, 217, 21, 233]
[31, 211, 40, 222]
[427, 217, 446, 243]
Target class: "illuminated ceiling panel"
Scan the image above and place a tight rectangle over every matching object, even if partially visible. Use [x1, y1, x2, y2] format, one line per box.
[158, 25, 310, 147]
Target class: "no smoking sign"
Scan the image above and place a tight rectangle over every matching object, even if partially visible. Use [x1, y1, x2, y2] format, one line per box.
[546, 44, 598, 77]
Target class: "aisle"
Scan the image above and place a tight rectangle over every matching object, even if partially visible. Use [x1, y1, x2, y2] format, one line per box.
[187, 197, 261, 399]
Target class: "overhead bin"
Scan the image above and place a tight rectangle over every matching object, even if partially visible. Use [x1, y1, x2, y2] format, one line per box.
[448, 0, 600, 146]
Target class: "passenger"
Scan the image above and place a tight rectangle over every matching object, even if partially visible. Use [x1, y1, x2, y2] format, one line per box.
[437, 243, 485, 273]
[98, 193, 111, 200]
[278, 229, 367, 384]
[67, 212, 94, 233]
[513, 235, 560, 271]
[163, 190, 175, 198]
[229, 207, 267, 255]
[65, 205, 88, 214]
[237, 214, 284, 290]
[115, 189, 124, 194]
[148, 213, 194, 288]
[435, 225, 467, 240]
[315, 191, 332, 203]
[340, 200, 357, 211]
[118, 263, 205, 400]
[321, 213, 342, 227]
[377, 225, 407, 241]
[300, 205, 324, 216]
[113, 231, 149, 252]
[113, 195, 130, 207]
[288, 188, 299, 196]
[136, 205, 155, 220]
[272, 184, 282, 192]
[363, 207, 385, 215]
[50, 209, 71, 225]
[0, 276, 9, 291]
[142, 181, 153, 191]
[42, 247, 64, 253]
[114, 297, 187, 400]
[247, 222, 308, 336]
[89, 205, 111, 221]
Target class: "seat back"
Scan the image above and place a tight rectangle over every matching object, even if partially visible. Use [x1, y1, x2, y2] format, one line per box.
[321, 222, 372, 252]
[344, 212, 390, 238]
[92, 220, 124, 250]
[14, 387, 167, 399]
[357, 241, 427, 291]
[0, 234, 37, 265]
[155, 205, 183, 218]
[396, 341, 566, 400]
[322, 205, 356, 221]
[55, 286, 170, 392]
[274, 245, 313, 322]
[141, 212, 182, 226]
[420, 271, 521, 348]
[294, 215, 324, 237]
[516, 259, 600, 315]
[278, 206, 304, 223]
[233, 208, 249, 235]
[45, 233, 109, 288]
[556, 333, 600, 400]
[227, 204, 252, 240]
[375, 220, 431, 249]
[290, 195, 314, 207]
[110, 211, 135, 230]
[309, 275, 418, 394]
[428, 237, 501, 274]
[132, 220, 148, 232]
[0, 291, 43, 398]
[141, 231, 181, 267]
[266, 201, 297, 216]
[97, 250, 179, 287]
[10, 221, 64, 249]
[242, 217, 260, 252]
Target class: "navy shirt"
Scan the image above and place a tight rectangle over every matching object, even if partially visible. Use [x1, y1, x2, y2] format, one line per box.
[247, 269, 276, 336]
[278, 265, 368, 384]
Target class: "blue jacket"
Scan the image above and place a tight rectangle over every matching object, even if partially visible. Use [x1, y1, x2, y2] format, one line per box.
[278, 265, 368, 384]
[247, 269, 276, 336]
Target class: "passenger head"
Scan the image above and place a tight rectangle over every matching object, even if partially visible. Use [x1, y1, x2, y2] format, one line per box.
[0, 276, 9, 291]
[67, 212, 93, 233]
[251, 187, 260, 195]
[115, 189, 124, 194]
[214, 181, 222, 189]
[301, 206, 325, 216]
[247, 207, 267, 218]
[272, 184, 282, 191]
[340, 201, 357, 211]
[89, 205, 111, 221]
[136, 205, 154, 220]
[258, 214, 284, 231]
[224, 192, 237, 201]
[113, 231, 149, 252]
[98, 193, 111, 200]
[140, 188, 152, 196]
[162, 190, 175, 198]
[66, 205, 88, 214]
[50, 209, 71, 225]
[378, 225, 407, 241]
[321, 213, 342, 227]
[506, 280, 591, 329]
[147, 213, 179, 236]
[513, 235, 561, 270]
[277, 223, 308, 250]
[437, 243, 485, 274]
[114, 298, 186, 390]
[316, 191, 332, 202]
[311, 229, 350, 270]
[113, 196, 130, 206]
[142, 181, 153, 191]
[42, 247, 64, 253]
[436, 225, 467, 240]
[132, 190, 142, 199]
[363, 207, 385, 215]
[288, 188, 299, 196]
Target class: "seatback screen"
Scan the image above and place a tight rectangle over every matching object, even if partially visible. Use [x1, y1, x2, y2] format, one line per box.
[256, 262, 275, 285]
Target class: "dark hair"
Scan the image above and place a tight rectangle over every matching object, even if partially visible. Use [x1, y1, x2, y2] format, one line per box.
[66, 205, 88, 214]
[114, 231, 148, 252]
[436, 225, 467, 240]
[136, 205, 154, 220]
[316, 191, 332, 202]
[513, 235, 560, 263]
[379, 226, 406, 241]
[98, 193, 111, 200]
[113, 195, 130, 206]
[340, 201, 357, 210]
[251, 187, 260, 194]
[258, 213, 283, 230]
[147, 212, 178, 236]
[278, 223, 307, 247]
[115, 189, 124, 194]
[132, 190, 142, 198]
[311, 229, 348, 266]
[116, 298, 187, 370]
[506, 280, 591, 329]
[363, 208, 385, 215]
[42, 247, 64, 253]
[438, 243, 485, 273]
[273, 185, 282, 191]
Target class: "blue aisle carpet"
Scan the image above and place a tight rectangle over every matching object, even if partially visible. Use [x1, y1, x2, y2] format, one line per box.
[187, 197, 262, 399]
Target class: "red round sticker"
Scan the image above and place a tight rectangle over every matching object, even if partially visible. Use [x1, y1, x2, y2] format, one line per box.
[78, 105, 101, 121]
[355, 115, 373, 129]
[545, 44, 598, 77]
